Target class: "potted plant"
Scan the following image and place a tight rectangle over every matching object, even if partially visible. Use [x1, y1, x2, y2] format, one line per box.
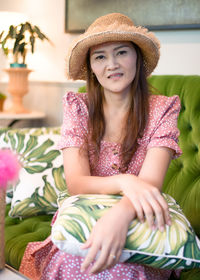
[0, 92, 6, 112]
[0, 21, 51, 67]
[0, 22, 51, 113]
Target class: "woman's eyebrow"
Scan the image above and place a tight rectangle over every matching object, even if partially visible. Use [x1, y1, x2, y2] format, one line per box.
[91, 49, 105, 55]
[114, 44, 130, 51]
[91, 44, 130, 56]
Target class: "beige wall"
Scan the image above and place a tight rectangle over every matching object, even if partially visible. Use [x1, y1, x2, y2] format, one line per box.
[0, 80, 85, 128]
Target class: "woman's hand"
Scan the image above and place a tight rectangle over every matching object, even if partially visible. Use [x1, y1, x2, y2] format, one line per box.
[80, 199, 135, 275]
[120, 174, 171, 232]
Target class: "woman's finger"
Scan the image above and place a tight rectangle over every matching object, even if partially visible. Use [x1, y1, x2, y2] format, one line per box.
[81, 236, 93, 250]
[146, 193, 166, 232]
[81, 242, 99, 273]
[153, 192, 171, 226]
[130, 198, 145, 223]
[93, 248, 121, 273]
[89, 245, 110, 274]
[101, 253, 118, 271]
[139, 198, 155, 230]
[105, 249, 122, 269]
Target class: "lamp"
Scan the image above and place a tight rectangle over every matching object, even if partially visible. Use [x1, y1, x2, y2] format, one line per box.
[0, 11, 28, 31]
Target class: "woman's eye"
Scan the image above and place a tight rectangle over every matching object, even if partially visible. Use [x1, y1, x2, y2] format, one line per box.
[95, 55, 105, 60]
[118, 50, 127, 56]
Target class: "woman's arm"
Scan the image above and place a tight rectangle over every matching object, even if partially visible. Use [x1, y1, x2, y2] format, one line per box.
[121, 147, 172, 231]
[63, 146, 172, 229]
[63, 147, 122, 195]
[63, 146, 173, 274]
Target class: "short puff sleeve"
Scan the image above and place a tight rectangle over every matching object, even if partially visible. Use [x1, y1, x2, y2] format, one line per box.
[57, 92, 88, 150]
[147, 95, 182, 159]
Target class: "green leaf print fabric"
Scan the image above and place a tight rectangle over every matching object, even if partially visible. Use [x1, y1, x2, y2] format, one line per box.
[0, 127, 68, 217]
[51, 193, 200, 270]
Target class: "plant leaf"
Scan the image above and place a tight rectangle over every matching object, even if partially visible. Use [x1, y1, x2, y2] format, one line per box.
[30, 36, 35, 53]
[24, 163, 52, 174]
[26, 139, 54, 160]
[9, 25, 15, 38]
[52, 166, 67, 192]
[33, 25, 45, 40]
[29, 150, 60, 163]
[0, 31, 4, 41]
[22, 135, 38, 156]
[25, 22, 33, 33]
[19, 23, 26, 36]
[42, 175, 58, 204]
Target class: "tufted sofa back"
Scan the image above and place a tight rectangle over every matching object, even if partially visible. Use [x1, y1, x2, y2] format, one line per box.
[149, 75, 200, 239]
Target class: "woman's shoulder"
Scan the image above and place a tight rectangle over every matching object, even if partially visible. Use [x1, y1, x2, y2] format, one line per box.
[62, 91, 88, 106]
[62, 92, 89, 117]
[149, 94, 181, 115]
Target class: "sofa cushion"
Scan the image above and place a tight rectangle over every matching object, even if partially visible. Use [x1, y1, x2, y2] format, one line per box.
[5, 204, 52, 270]
[148, 75, 200, 239]
[51, 193, 200, 270]
[0, 127, 68, 217]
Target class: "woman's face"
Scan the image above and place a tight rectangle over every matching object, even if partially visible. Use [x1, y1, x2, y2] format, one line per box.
[90, 41, 137, 96]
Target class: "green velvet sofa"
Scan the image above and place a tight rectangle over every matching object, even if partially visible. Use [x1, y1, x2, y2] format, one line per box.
[2, 75, 200, 279]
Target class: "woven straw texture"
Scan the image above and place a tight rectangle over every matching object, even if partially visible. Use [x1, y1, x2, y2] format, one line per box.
[0, 189, 5, 270]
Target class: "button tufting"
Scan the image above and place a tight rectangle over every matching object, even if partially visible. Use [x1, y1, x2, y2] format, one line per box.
[194, 145, 199, 152]
[188, 124, 192, 131]
[180, 105, 185, 112]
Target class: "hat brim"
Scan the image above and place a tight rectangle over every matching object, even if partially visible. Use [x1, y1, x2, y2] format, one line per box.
[67, 30, 160, 80]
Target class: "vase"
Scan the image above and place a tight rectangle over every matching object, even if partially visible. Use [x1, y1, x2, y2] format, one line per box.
[0, 99, 6, 112]
[4, 68, 32, 114]
[0, 188, 5, 270]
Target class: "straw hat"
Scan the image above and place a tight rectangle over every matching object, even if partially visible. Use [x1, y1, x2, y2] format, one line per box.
[66, 13, 160, 80]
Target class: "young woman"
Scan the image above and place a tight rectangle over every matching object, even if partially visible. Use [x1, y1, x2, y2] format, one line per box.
[20, 13, 182, 280]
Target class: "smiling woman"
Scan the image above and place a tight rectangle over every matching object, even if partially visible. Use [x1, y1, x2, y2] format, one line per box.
[89, 42, 137, 98]
[20, 13, 182, 280]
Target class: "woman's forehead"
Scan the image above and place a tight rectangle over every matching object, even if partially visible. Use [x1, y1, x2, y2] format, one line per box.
[90, 41, 134, 53]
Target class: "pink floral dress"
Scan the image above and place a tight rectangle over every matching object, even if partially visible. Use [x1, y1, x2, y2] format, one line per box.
[20, 92, 182, 280]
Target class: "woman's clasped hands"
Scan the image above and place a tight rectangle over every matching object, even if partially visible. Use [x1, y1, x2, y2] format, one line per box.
[80, 174, 172, 275]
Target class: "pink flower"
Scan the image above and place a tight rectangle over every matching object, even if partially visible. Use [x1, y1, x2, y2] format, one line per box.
[0, 149, 21, 190]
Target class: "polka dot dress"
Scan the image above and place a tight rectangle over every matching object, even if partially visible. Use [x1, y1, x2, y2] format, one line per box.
[19, 92, 182, 280]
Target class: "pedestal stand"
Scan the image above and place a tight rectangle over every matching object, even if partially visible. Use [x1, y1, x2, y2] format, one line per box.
[4, 68, 32, 114]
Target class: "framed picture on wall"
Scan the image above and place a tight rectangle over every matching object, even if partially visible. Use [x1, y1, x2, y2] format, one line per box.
[65, 0, 200, 33]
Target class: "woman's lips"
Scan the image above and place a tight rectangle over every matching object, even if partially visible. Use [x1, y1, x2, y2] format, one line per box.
[108, 73, 123, 79]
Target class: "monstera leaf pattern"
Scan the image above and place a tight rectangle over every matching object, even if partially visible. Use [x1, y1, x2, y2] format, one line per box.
[52, 193, 200, 270]
[0, 127, 68, 217]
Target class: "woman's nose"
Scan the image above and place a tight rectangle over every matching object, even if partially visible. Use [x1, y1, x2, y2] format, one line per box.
[107, 55, 119, 70]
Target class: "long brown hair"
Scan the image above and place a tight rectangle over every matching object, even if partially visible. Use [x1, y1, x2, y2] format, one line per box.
[85, 43, 149, 172]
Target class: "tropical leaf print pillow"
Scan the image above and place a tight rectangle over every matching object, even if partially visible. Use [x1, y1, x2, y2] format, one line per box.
[51, 193, 200, 270]
[0, 127, 68, 217]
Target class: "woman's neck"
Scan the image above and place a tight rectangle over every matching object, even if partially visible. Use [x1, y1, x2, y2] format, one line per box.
[103, 89, 131, 115]
[103, 90, 131, 143]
